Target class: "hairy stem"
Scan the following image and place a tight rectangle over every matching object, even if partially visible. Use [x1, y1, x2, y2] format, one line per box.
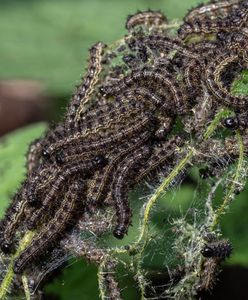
[212, 130, 244, 228]
[22, 275, 31, 300]
[0, 231, 35, 300]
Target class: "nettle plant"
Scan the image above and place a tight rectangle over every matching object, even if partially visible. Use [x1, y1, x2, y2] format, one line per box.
[1, 1, 248, 299]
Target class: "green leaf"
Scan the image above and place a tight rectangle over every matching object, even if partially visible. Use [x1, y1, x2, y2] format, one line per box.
[221, 183, 248, 267]
[45, 259, 99, 300]
[0, 123, 47, 216]
[232, 70, 248, 96]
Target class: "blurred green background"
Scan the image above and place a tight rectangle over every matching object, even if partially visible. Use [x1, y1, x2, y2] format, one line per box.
[1, 0, 248, 299]
[0, 0, 201, 95]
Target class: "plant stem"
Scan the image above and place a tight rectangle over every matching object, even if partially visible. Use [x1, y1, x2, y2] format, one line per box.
[0, 231, 35, 300]
[22, 275, 31, 300]
[212, 131, 244, 228]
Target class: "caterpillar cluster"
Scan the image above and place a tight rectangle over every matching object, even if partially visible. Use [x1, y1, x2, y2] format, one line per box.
[0, 0, 248, 297]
